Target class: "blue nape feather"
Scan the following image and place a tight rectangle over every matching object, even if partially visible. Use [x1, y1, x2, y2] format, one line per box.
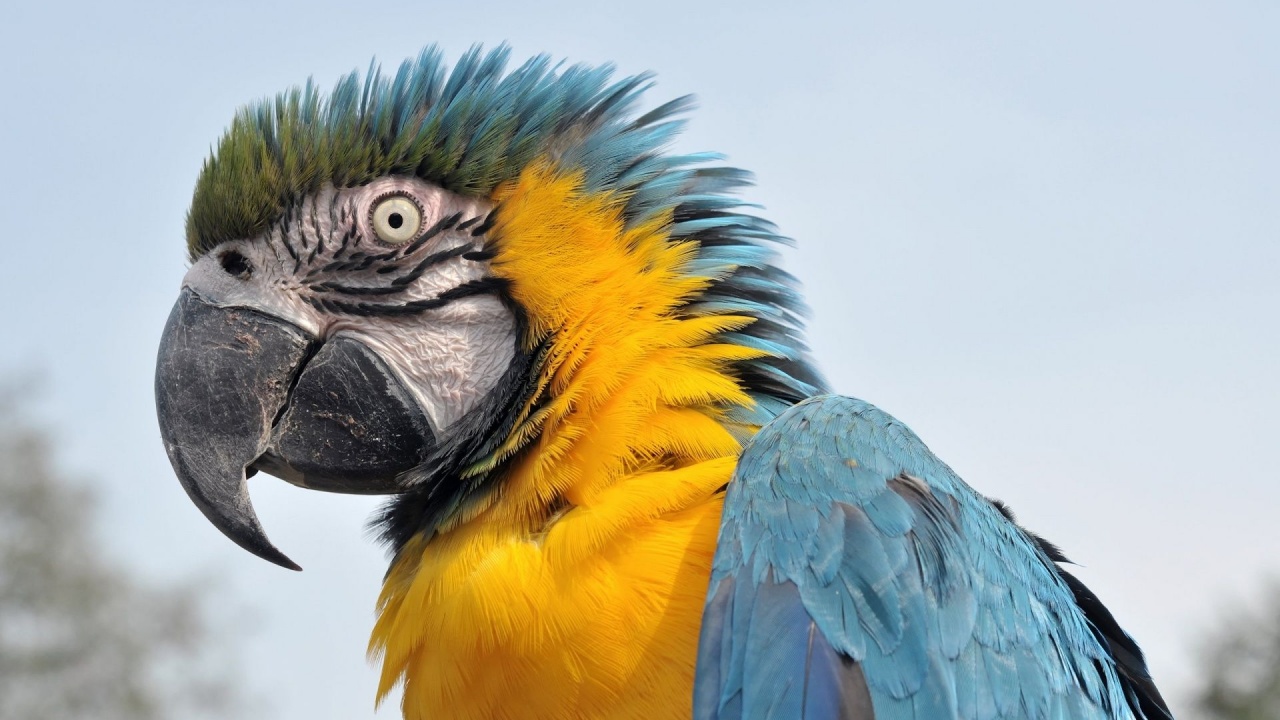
[696, 395, 1169, 720]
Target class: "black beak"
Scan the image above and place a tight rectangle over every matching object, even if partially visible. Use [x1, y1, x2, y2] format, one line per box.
[155, 289, 314, 570]
[155, 288, 439, 570]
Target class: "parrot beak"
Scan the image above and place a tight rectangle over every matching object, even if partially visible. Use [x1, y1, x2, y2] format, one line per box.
[155, 289, 313, 570]
[155, 288, 438, 570]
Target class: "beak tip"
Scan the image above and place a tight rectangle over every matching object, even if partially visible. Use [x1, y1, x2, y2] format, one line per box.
[243, 524, 302, 570]
[266, 551, 303, 572]
[235, 531, 303, 570]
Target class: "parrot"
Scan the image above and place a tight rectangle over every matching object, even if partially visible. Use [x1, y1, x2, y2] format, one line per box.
[154, 45, 1173, 720]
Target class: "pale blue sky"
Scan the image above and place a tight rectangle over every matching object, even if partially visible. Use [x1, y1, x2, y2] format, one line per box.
[1, 1, 1276, 717]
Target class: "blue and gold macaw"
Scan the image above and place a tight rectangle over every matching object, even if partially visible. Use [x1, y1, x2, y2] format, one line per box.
[154, 46, 1172, 719]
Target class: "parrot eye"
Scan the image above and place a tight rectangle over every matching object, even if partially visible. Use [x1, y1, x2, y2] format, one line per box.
[370, 195, 422, 244]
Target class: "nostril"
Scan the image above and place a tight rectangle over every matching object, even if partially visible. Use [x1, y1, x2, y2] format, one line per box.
[220, 250, 252, 280]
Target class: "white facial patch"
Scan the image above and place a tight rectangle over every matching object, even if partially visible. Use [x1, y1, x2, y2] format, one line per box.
[336, 297, 516, 431]
[182, 178, 519, 436]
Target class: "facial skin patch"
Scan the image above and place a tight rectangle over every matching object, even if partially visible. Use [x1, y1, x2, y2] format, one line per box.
[180, 178, 517, 435]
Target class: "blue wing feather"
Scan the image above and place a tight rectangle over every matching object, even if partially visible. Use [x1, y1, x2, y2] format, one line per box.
[695, 395, 1160, 720]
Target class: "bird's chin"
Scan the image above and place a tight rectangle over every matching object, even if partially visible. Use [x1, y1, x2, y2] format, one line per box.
[155, 288, 435, 570]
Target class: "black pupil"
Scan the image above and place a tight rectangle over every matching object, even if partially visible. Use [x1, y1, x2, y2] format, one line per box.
[388, 213, 403, 229]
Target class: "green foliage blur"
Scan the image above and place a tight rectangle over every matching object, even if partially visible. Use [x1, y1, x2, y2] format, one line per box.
[0, 390, 248, 719]
[1189, 579, 1280, 720]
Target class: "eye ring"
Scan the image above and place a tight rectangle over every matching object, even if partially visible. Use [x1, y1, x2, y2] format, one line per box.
[370, 194, 423, 245]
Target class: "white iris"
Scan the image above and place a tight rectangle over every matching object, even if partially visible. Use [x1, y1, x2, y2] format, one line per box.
[371, 195, 422, 244]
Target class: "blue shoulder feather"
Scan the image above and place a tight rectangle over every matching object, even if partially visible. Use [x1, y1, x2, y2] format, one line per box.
[695, 395, 1159, 720]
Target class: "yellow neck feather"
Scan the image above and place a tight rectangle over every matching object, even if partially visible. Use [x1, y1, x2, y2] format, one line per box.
[369, 162, 765, 718]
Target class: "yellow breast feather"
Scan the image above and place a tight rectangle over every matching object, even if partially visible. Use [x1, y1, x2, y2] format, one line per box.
[369, 161, 766, 719]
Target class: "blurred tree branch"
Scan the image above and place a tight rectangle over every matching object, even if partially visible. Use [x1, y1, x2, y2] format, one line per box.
[1190, 577, 1280, 720]
[0, 388, 250, 719]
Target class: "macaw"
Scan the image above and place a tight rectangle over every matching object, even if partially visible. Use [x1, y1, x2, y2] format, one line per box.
[154, 46, 1172, 720]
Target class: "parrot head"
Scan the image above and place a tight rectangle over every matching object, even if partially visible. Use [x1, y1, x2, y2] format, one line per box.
[155, 45, 821, 570]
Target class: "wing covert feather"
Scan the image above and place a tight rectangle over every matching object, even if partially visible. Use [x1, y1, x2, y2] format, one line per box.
[694, 395, 1148, 720]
